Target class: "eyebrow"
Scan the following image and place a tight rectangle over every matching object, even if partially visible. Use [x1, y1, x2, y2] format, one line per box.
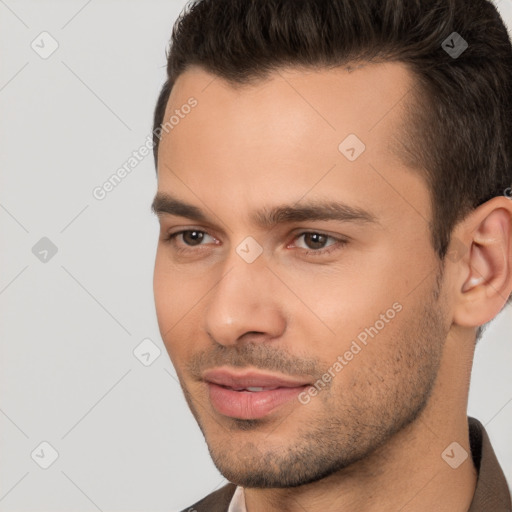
[151, 192, 378, 228]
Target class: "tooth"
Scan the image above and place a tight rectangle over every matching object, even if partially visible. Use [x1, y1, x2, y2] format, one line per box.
[246, 387, 265, 392]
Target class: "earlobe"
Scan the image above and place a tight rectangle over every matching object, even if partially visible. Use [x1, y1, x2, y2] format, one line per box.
[452, 198, 512, 328]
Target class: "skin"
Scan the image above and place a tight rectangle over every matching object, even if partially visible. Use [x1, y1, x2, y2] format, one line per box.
[152, 62, 512, 512]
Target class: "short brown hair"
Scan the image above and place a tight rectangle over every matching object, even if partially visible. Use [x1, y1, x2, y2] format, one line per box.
[153, 0, 512, 307]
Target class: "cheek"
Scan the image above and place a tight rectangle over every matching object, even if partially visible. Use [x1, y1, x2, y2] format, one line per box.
[317, 304, 415, 398]
[153, 251, 212, 359]
[282, 261, 423, 376]
[277, 258, 403, 345]
[153, 253, 176, 328]
[154, 253, 192, 338]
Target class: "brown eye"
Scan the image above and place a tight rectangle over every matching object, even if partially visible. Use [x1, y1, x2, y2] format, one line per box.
[302, 233, 330, 250]
[181, 230, 206, 246]
[291, 231, 348, 257]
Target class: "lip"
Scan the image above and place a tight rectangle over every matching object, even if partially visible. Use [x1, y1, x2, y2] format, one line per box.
[202, 368, 312, 389]
[203, 368, 312, 419]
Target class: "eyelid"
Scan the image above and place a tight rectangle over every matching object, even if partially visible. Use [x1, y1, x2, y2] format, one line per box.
[287, 231, 349, 256]
[165, 228, 218, 245]
[288, 230, 345, 245]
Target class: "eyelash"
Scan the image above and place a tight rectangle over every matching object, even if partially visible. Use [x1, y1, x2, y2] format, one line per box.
[162, 230, 348, 257]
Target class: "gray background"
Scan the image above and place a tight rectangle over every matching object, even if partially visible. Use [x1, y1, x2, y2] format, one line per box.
[0, 1, 511, 510]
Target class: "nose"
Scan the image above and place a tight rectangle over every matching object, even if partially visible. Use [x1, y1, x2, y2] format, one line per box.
[203, 254, 287, 347]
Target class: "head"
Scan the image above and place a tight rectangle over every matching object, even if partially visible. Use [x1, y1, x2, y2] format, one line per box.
[151, 0, 512, 488]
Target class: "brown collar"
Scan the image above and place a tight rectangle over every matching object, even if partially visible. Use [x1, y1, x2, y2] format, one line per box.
[467, 416, 511, 511]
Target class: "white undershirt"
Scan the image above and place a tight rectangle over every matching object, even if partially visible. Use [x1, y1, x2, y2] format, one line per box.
[227, 486, 247, 512]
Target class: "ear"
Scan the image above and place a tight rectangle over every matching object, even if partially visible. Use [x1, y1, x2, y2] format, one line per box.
[451, 196, 512, 328]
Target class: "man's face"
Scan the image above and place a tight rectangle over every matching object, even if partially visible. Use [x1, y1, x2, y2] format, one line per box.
[153, 62, 451, 487]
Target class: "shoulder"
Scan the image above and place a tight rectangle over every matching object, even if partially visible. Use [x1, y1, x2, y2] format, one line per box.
[180, 483, 238, 512]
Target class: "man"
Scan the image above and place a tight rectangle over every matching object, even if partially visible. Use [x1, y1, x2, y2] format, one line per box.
[150, 0, 512, 510]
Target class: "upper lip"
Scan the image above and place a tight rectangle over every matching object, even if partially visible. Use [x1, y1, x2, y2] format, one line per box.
[202, 368, 312, 389]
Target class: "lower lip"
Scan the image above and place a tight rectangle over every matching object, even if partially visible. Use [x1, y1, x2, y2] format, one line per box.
[207, 383, 309, 419]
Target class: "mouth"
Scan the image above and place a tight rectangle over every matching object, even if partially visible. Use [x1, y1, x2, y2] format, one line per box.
[202, 368, 312, 420]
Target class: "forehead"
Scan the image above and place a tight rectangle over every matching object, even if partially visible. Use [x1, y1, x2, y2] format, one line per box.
[159, 61, 417, 169]
[166, 61, 415, 131]
[156, 62, 428, 228]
